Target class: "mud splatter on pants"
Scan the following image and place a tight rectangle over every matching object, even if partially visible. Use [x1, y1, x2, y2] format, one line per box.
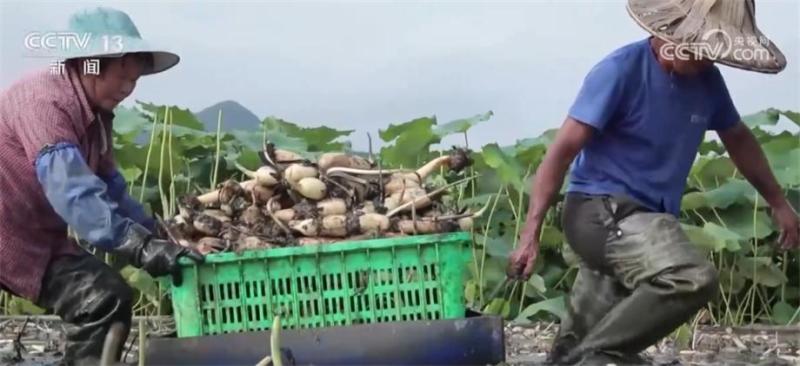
[551, 192, 719, 364]
[35, 253, 133, 366]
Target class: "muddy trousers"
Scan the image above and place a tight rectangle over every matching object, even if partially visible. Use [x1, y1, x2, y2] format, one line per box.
[34, 253, 134, 366]
[551, 193, 720, 364]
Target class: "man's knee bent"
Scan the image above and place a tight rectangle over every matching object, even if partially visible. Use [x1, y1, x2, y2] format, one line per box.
[654, 259, 719, 303]
[668, 260, 719, 305]
[693, 262, 720, 303]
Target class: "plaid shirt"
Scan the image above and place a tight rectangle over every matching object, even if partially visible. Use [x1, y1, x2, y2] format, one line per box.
[0, 66, 115, 301]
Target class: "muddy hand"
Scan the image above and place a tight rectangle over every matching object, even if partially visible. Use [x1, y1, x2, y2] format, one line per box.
[773, 203, 800, 250]
[507, 229, 539, 280]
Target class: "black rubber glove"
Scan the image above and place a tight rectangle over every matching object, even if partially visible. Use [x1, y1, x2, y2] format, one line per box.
[112, 223, 204, 286]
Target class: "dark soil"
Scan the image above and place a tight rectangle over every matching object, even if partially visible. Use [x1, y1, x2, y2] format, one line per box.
[1, 317, 798, 365]
[504, 322, 799, 365]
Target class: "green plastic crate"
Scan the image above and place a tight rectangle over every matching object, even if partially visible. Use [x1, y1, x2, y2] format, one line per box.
[169, 232, 472, 337]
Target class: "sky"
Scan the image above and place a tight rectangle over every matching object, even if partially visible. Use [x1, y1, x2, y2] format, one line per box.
[1, 0, 798, 151]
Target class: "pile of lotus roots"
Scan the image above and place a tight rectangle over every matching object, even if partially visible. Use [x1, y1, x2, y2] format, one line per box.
[163, 145, 485, 255]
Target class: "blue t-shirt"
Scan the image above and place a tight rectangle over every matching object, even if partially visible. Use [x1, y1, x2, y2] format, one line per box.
[566, 38, 741, 216]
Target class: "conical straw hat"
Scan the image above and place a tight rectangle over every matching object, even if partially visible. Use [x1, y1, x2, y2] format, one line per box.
[627, 0, 786, 73]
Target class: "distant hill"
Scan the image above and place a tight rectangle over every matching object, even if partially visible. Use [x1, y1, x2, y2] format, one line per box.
[195, 100, 261, 131]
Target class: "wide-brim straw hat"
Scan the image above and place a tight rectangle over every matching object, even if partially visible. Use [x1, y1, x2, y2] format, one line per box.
[626, 0, 787, 74]
[55, 7, 179, 75]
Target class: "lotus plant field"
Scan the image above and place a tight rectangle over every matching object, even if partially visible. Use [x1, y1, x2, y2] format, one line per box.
[1, 102, 798, 337]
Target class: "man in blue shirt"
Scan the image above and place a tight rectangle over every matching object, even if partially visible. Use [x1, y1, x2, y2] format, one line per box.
[508, 1, 799, 364]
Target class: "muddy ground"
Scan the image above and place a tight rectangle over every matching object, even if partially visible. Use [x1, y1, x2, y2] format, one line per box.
[505, 322, 799, 365]
[1, 317, 798, 365]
